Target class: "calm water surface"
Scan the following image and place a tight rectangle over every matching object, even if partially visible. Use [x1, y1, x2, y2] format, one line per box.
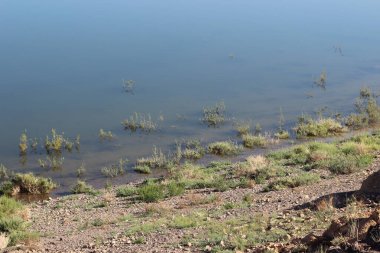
[1, 0, 380, 194]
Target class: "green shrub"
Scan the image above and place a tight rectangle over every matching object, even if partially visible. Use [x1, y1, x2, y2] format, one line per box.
[326, 155, 358, 174]
[138, 183, 165, 202]
[166, 182, 186, 197]
[116, 186, 137, 197]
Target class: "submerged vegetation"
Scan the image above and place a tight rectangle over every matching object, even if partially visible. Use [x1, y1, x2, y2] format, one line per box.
[122, 79, 135, 93]
[314, 70, 327, 89]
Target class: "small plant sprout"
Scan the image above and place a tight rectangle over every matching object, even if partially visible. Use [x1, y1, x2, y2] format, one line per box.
[99, 129, 114, 141]
[122, 79, 135, 93]
[275, 107, 289, 139]
[314, 70, 327, 89]
[202, 101, 226, 127]
[19, 131, 28, 155]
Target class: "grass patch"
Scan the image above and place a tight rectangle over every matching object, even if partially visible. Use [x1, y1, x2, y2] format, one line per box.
[71, 180, 97, 195]
[267, 132, 380, 175]
[241, 134, 267, 148]
[207, 141, 242, 156]
[294, 116, 347, 138]
[134, 165, 151, 174]
[116, 186, 137, 197]
[264, 172, 320, 191]
[135, 146, 175, 171]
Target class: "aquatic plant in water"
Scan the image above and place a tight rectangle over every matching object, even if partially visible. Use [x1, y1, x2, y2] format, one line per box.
[44, 129, 79, 154]
[346, 87, 380, 129]
[122, 112, 158, 133]
[275, 107, 290, 139]
[202, 101, 226, 127]
[314, 70, 327, 89]
[99, 129, 114, 141]
[101, 158, 128, 178]
[18, 131, 28, 155]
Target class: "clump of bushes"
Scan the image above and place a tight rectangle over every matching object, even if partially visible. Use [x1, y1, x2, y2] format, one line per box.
[294, 115, 347, 138]
[0, 173, 56, 195]
[122, 112, 157, 133]
[207, 141, 242, 156]
[202, 101, 226, 127]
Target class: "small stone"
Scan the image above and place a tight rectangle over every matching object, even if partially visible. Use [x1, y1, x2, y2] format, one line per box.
[205, 245, 212, 252]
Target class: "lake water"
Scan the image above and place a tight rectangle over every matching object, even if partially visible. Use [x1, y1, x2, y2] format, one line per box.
[1, 0, 380, 194]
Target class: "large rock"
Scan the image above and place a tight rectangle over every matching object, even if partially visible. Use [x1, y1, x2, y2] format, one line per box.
[360, 170, 380, 194]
